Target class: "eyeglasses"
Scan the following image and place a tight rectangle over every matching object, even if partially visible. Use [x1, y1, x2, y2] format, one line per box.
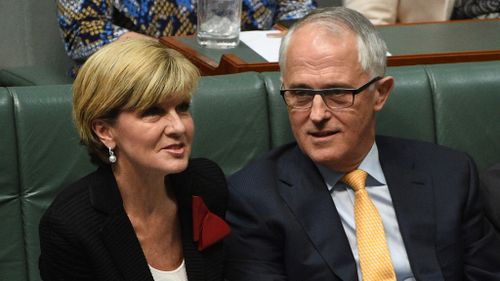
[280, 76, 382, 110]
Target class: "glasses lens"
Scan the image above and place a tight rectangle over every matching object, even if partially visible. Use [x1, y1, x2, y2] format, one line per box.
[285, 90, 313, 109]
[323, 90, 353, 109]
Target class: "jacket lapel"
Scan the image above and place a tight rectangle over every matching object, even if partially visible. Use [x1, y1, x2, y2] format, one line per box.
[170, 170, 205, 281]
[170, 161, 225, 281]
[89, 167, 153, 281]
[90, 163, 221, 281]
[377, 137, 445, 280]
[277, 147, 357, 281]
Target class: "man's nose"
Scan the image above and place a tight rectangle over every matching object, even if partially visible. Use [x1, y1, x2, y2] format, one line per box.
[309, 95, 331, 122]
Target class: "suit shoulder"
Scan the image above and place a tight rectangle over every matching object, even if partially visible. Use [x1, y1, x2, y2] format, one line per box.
[44, 171, 97, 215]
[187, 158, 225, 181]
[378, 135, 472, 159]
[40, 170, 102, 235]
[228, 142, 297, 187]
[230, 142, 295, 174]
[377, 135, 476, 175]
[186, 158, 226, 195]
[183, 158, 228, 214]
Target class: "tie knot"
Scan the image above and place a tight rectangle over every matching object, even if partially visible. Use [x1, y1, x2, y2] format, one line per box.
[341, 169, 367, 192]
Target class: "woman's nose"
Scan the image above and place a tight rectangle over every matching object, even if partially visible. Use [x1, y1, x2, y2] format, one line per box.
[163, 110, 186, 135]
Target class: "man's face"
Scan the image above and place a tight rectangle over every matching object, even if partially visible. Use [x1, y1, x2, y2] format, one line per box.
[282, 25, 392, 172]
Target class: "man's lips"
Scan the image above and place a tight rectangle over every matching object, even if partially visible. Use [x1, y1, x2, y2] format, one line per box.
[309, 130, 340, 138]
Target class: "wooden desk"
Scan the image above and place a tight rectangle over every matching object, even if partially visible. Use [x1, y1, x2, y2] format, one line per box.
[379, 19, 500, 66]
[160, 19, 500, 75]
[160, 36, 278, 75]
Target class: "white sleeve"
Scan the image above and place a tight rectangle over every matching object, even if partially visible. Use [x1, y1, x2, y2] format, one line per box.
[343, 0, 398, 25]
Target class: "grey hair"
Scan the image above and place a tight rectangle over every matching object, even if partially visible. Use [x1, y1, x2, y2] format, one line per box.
[279, 7, 388, 78]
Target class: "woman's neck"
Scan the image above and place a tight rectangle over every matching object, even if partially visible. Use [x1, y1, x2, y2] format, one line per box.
[112, 162, 176, 218]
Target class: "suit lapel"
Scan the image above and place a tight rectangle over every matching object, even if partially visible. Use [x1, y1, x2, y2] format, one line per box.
[170, 161, 225, 281]
[89, 167, 153, 281]
[100, 211, 153, 281]
[90, 162, 221, 281]
[277, 147, 357, 281]
[377, 137, 444, 280]
[171, 170, 205, 281]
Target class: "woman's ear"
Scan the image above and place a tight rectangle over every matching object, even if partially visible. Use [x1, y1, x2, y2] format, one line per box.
[92, 120, 115, 148]
[373, 76, 394, 112]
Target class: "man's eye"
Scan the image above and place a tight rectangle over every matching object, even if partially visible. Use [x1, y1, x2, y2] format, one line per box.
[142, 106, 164, 117]
[176, 102, 191, 113]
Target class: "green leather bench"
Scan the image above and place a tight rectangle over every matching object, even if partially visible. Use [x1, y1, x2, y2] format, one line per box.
[1, 61, 500, 281]
[0, 66, 73, 87]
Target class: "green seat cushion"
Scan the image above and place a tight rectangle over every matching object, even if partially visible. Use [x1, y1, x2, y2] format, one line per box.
[428, 61, 500, 172]
[191, 72, 271, 175]
[260, 72, 294, 148]
[11, 85, 95, 281]
[379, 65, 436, 143]
[0, 66, 73, 87]
[0, 88, 26, 281]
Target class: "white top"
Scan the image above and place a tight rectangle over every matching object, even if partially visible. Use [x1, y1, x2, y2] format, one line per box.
[344, 0, 456, 25]
[149, 259, 188, 281]
[317, 143, 415, 281]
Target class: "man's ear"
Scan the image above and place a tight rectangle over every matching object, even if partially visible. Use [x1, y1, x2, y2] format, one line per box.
[92, 119, 115, 148]
[373, 76, 394, 112]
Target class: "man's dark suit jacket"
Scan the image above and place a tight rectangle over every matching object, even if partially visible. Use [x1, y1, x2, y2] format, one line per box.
[225, 136, 500, 281]
[39, 158, 227, 281]
[480, 162, 500, 234]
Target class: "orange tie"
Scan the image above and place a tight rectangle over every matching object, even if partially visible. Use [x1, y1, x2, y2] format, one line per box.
[341, 169, 396, 281]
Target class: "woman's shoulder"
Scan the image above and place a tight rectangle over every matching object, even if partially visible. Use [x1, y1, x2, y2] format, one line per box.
[186, 158, 227, 193]
[40, 168, 111, 229]
[46, 171, 96, 210]
[187, 158, 225, 179]
[175, 158, 228, 215]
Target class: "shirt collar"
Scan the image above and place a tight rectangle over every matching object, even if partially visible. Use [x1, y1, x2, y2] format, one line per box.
[316, 142, 386, 192]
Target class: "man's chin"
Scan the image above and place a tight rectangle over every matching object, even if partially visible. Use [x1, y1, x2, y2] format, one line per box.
[309, 152, 340, 168]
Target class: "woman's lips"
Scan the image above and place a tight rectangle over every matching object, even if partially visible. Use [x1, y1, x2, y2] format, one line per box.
[163, 143, 185, 156]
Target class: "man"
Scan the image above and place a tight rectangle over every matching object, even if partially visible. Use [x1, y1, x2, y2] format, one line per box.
[224, 7, 500, 281]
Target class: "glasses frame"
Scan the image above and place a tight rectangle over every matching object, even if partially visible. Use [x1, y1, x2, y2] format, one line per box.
[280, 76, 383, 110]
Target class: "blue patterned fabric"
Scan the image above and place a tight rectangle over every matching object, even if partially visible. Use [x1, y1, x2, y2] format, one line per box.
[57, 0, 316, 64]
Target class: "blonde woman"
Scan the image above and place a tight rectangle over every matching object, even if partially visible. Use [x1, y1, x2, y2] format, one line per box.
[39, 39, 229, 281]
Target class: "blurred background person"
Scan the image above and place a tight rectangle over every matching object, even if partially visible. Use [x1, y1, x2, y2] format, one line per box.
[452, 0, 500, 19]
[344, 0, 456, 24]
[57, 0, 316, 75]
[39, 39, 229, 280]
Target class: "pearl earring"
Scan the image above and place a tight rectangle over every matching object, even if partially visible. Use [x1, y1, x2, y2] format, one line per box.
[108, 147, 117, 163]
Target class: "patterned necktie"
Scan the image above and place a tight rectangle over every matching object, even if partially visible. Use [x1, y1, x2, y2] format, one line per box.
[341, 169, 396, 281]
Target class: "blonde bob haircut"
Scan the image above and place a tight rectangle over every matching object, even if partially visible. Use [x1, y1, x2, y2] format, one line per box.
[73, 39, 200, 166]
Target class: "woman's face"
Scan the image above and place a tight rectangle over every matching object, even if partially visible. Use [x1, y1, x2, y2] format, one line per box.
[105, 97, 194, 177]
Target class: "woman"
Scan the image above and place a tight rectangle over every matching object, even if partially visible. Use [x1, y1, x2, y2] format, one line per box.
[39, 39, 230, 280]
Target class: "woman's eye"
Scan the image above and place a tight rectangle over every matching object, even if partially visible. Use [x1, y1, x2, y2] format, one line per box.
[142, 106, 164, 117]
[176, 102, 191, 113]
